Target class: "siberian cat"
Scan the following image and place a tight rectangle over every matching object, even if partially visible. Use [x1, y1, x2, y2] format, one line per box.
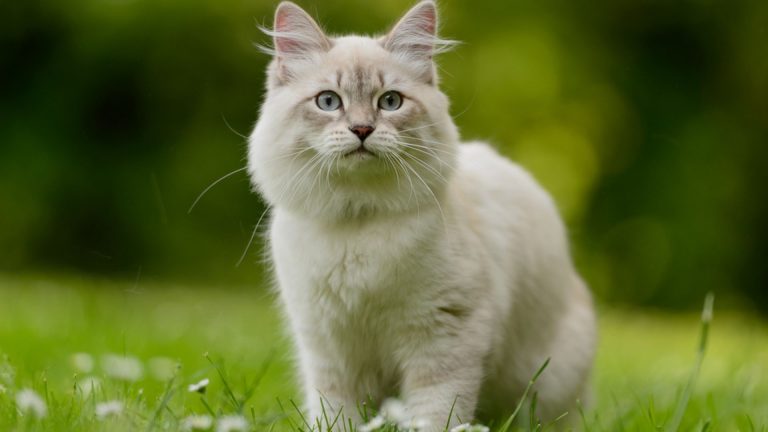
[247, 1, 596, 430]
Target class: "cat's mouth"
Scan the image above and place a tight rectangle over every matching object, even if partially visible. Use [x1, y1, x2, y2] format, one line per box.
[344, 145, 375, 158]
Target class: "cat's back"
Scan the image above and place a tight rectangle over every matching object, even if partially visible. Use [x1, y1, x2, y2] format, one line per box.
[451, 141, 573, 294]
[453, 141, 564, 237]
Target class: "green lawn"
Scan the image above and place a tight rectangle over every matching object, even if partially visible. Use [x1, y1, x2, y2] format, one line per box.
[0, 274, 766, 431]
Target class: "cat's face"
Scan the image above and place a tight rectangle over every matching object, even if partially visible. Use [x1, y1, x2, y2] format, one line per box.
[248, 1, 458, 220]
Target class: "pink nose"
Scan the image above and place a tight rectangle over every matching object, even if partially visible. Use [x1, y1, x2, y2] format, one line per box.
[350, 125, 374, 142]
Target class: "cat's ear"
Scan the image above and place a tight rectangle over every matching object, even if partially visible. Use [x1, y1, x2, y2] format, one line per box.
[272, 2, 329, 56]
[384, 1, 453, 83]
[263, 2, 330, 81]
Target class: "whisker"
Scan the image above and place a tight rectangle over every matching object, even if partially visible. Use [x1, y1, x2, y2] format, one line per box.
[400, 136, 455, 150]
[236, 204, 271, 267]
[397, 139, 455, 157]
[402, 161, 447, 229]
[284, 152, 328, 206]
[221, 114, 250, 140]
[281, 153, 323, 204]
[398, 141, 441, 159]
[394, 140, 452, 182]
[324, 155, 338, 191]
[269, 152, 320, 211]
[399, 151, 448, 184]
[391, 152, 418, 210]
[188, 167, 248, 214]
[302, 154, 332, 208]
[264, 146, 315, 163]
[398, 119, 449, 134]
[383, 153, 402, 191]
[270, 142, 324, 204]
[397, 101, 474, 134]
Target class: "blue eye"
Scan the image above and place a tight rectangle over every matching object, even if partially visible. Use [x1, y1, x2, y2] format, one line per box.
[316, 91, 342, 111]
[378, 91, 402, 111]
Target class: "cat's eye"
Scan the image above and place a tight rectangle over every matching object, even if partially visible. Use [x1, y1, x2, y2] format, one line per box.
[378, 91, 403, 111]
[316, 91, 342, 111]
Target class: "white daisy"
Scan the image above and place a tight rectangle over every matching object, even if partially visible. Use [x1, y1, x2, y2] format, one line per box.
[450, 423, 490, 432]
[70, 353, 94, 373]
[379, 398, 407, 423]
[188, 378, 210, 393]
[358, 415, 385, 432]
[76, 376, 101, 398]
[182, 414, 214, 431]
[102, 354, 143, 381]
[0, 362, 15, 386]
[359, 399, 430, 431]
[16, 388, 47, 418]
[216, 414, 249, 432]
[95, 400, 124, 419]
[399, 417, 431, 431]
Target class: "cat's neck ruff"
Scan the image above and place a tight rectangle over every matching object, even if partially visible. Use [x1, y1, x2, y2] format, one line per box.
[278, 180, 451, 227]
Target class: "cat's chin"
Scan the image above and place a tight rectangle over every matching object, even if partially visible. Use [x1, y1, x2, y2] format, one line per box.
[332, 154, 394, 183]
[343, 146, 375, 159]
[335, 148, 385, 172]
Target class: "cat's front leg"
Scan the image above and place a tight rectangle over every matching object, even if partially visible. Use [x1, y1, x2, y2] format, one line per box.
[399, 343, 486, 431]
[300, 349, 368, 430]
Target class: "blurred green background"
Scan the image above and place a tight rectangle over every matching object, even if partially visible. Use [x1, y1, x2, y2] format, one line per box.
[1, 0, 766, 312]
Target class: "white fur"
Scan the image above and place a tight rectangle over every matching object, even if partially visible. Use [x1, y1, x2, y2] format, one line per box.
[248, 2, 596, 430]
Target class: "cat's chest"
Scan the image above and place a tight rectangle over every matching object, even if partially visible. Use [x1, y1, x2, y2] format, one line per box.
[320, 241, 393, 293]
[271, 211, 437, 304]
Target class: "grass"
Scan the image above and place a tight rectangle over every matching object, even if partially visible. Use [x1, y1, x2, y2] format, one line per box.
[0, 273, 767, 431]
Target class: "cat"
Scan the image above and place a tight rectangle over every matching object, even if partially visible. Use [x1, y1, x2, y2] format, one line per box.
[247, 1, 597, 430]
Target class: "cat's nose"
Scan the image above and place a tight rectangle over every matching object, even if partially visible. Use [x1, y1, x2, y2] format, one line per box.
[349, 125, 375, 142]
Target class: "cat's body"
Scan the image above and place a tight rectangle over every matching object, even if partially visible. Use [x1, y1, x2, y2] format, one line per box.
[248, 2, 596, 430]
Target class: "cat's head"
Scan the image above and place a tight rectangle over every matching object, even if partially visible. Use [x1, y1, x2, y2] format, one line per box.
[248, 1, 459, 221]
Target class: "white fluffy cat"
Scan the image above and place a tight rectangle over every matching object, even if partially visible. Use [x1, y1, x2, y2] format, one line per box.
[247, 1, 596, 430]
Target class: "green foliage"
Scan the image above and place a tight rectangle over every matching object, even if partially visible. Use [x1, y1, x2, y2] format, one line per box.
[1, 0, 767, 310]
[1, 275, 767, 431]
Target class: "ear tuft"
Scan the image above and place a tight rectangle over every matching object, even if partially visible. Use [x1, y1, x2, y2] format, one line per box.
[407, 1, 437, 36]
[260, 2, 330, 58]
[384, 1, 457, 82]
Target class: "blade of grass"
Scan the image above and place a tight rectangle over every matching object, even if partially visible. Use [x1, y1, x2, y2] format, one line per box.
[320, 396, 331, 430]
[443, 395, 459, 432]
[610, 392, 626, 432]
[528, 391, 539, 431]
[498, 357, 550, 432]
[577, 399, 590, 432]
[289, 398, 313, 431]
[239, 351, 274, 414]
[542, 411, 569, 431]
[146, 377, 176, 432]
[205, 353, 240, 411]
[746, 415, 756, 432]
[276, 398, 299, 430]
[666, 292, 714, 432]
[199, 396, 216, 417]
